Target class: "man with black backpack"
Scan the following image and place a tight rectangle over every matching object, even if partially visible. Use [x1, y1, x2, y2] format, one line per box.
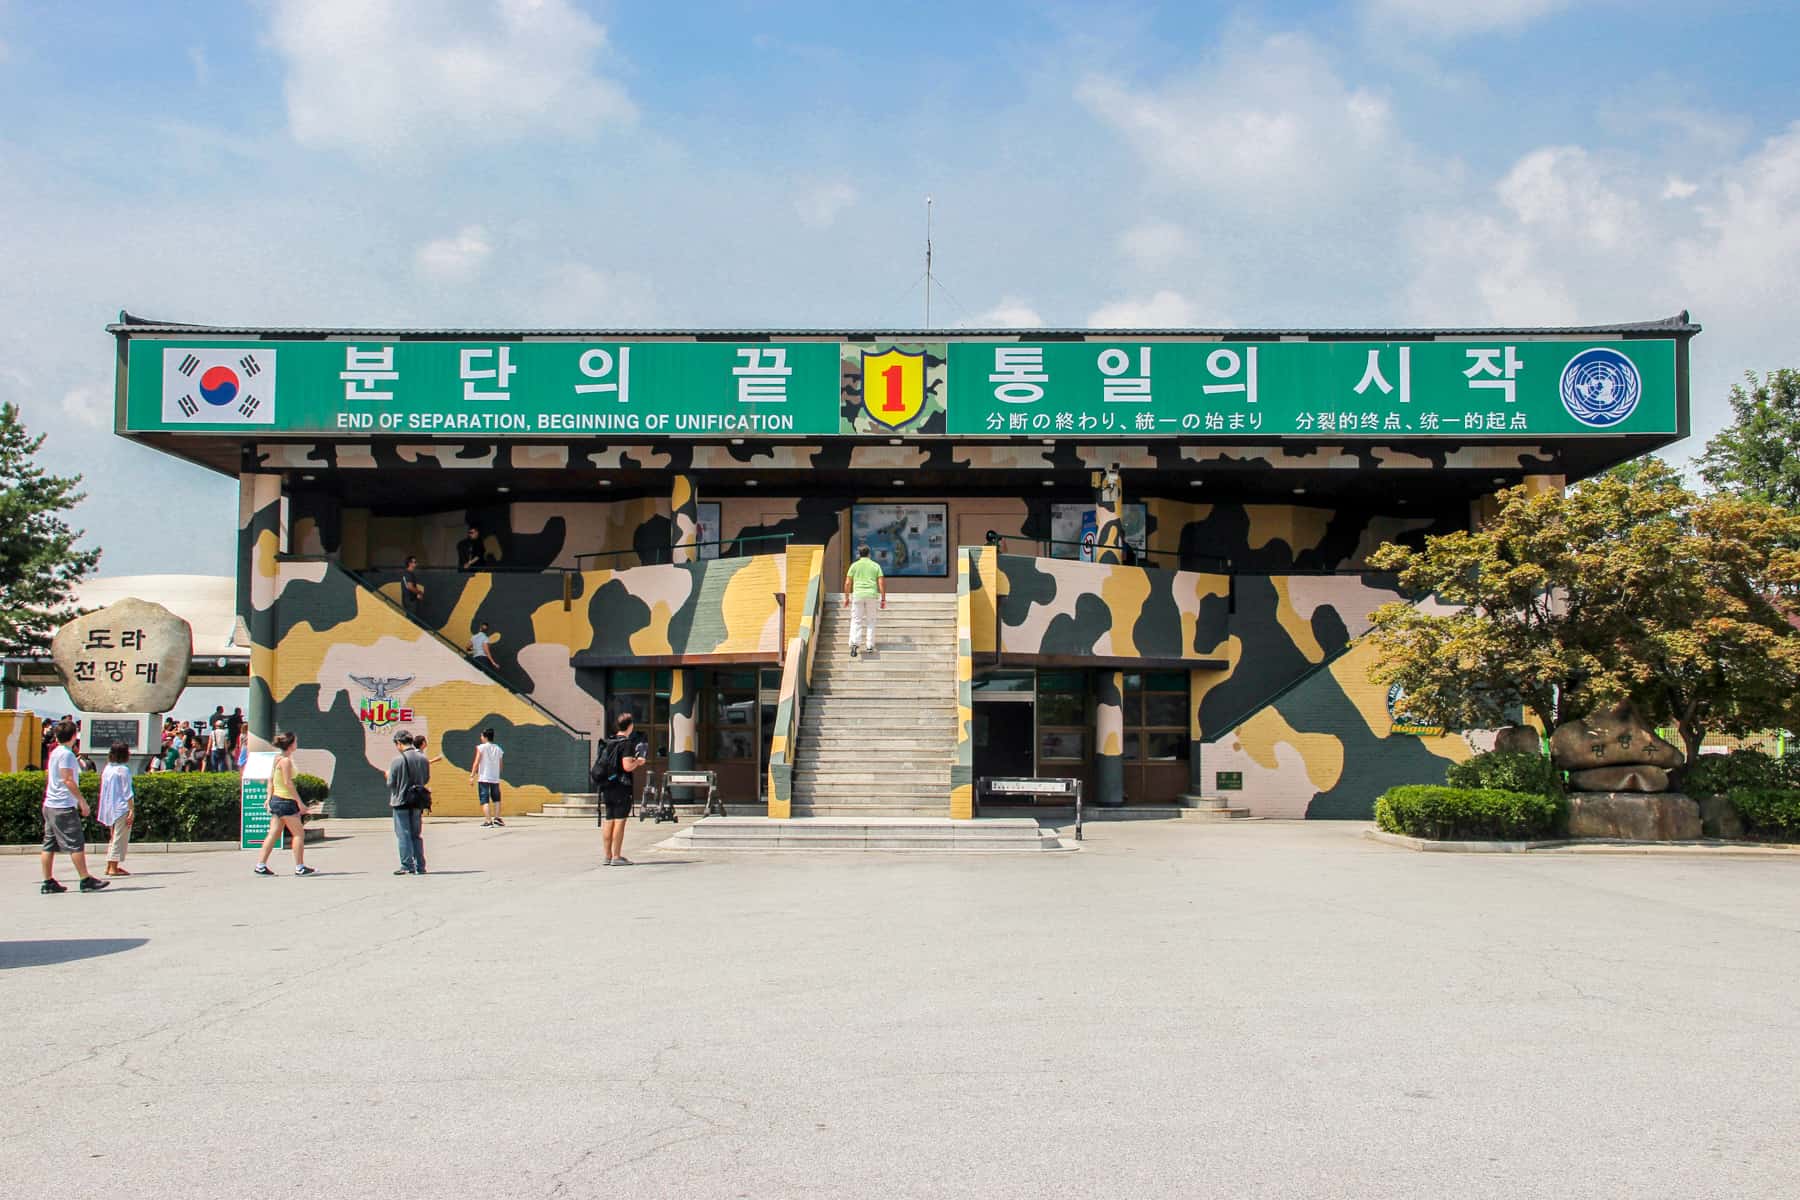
[592, 712, 647, 867]
[387, 729, 431, 875]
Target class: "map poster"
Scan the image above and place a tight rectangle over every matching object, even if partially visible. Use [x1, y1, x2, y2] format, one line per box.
[850, 503, 948, 577]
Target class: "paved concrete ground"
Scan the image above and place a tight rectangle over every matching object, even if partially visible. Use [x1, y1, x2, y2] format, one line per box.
[3, 816, 1797, 1199]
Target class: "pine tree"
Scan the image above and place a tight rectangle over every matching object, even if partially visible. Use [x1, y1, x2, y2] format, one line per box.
[1697, 368, 1800, 515]
[0, 402, 100, 658]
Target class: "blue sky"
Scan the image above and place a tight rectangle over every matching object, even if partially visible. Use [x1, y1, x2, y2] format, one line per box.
[1, 0, 1797, 577]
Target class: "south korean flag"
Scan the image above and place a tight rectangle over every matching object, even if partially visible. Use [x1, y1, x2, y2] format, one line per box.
[161, 347, 278, 424]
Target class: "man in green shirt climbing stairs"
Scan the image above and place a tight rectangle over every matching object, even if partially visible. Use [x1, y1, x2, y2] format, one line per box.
[843, 543, 886, 657]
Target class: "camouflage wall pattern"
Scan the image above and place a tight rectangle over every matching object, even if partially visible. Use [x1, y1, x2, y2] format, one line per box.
[980, 555, 1230, 664]
[246, 465, 1489, 821]
[253, 556, 592, 818]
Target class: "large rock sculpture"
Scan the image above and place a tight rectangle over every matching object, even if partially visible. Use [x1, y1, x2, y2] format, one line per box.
[1550, 701, 1700, 839]
[1549, 701, 1682, 792]
[1491, 725, 1543, 756]
[51, 597, 192, 713]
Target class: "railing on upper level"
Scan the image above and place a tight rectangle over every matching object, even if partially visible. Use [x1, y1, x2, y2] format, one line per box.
[1010, 536, 1232, 573]
[573, 533, 795, 570]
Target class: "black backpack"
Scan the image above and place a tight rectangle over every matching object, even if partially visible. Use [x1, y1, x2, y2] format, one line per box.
[591, 736, 629, 790]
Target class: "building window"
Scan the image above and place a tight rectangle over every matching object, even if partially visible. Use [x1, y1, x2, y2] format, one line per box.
[609, 668, 671, 759]
[708, 669, 759, 760]
[1037, 669, 1087, 762]
[1124, 671, 1189, 762]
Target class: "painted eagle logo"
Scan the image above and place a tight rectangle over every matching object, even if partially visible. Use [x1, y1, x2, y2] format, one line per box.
[349, 675, 414, 701]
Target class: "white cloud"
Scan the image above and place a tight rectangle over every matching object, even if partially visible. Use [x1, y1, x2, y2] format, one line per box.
[61, 384, 111, 432]
[1363, 0, 1573, 38]
[795, 181, 857, 229]
[1402, 122, 1800, 452]
[511, 263, 658, 326]
[1076, 33, 1415, 216]
[957, 297, 1045, 329]
[1495, 146, 1646, 250]
[1118, 222, 1190, 269]
[188, 46, 208, 86]
[1677, 123, 1800, 317]
[268, 0, 635, 159]
[1087, 289, 1204, 328]
[414, 225, 492, 281]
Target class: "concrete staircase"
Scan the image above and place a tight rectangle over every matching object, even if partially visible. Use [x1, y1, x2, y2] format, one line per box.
[792, 592, 958, 816]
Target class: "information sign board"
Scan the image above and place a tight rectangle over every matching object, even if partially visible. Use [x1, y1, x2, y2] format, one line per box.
[239, 751, 278, 850]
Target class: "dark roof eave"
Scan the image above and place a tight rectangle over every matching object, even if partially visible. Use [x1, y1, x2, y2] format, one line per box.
[108, 310, 1702, 339]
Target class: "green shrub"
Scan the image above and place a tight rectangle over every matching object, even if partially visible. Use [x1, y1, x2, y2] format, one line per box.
[1727, 788, 1800, 842]
[0, 770, 331, 844]
[1375, 784, 1568, 841]
[1684, 750, 1800, 795]
[1446, 751, 1564, 796]
[295, 773, 331, 812]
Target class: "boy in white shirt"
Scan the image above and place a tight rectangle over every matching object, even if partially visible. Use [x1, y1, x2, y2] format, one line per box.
[470, 727, 505, 828]
[98, 741, 135, 877]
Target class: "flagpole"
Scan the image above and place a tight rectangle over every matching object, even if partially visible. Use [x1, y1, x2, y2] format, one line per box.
[924, 196, 933, 330]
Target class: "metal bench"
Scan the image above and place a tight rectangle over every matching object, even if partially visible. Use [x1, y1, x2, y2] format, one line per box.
[977, 775, 1085, 841]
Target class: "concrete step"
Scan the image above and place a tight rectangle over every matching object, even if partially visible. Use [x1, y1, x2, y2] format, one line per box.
[665, 816, 1066, 851]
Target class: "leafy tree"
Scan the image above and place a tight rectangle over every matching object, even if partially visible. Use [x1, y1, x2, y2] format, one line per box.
[1698, 368, 1800, 514]
[1363, 461, 1800, 761]
[0, 403, 99, 660]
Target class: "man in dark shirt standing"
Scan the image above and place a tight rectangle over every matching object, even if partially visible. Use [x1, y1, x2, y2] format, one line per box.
[386, 729, 430, 875]
[400, 555, 425, 619]
[457, 525, 489, 573]
[598, 712, 647, 867]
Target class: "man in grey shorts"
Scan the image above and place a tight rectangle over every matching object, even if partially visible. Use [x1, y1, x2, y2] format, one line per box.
[40, 719, 108, 893]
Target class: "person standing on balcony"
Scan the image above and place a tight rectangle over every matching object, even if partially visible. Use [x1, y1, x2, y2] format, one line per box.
[457, 525, 490, 572]
[843, 543, 886, 658]
[401, 555, 425, 619]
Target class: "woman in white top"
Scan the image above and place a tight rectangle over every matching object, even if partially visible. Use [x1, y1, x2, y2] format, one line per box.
[98, 741, 134, 877]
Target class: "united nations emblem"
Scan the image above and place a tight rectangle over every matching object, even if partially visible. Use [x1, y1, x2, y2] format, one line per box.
[861, 348, 925, 429]
[1559, 347, 1642, 428]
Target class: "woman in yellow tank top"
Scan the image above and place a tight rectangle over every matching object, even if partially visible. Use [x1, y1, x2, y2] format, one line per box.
[255, 732, 315, 876]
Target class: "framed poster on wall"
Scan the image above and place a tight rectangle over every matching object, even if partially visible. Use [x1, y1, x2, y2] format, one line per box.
[697, 501, 721, 560]
[850, 503, 949, 577]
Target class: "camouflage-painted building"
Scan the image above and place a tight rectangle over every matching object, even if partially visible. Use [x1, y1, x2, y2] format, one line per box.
[109, 313, 1695, 819]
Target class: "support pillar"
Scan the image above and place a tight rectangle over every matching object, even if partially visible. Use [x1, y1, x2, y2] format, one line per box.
[667, 475, 701, 794]
[1095, 669, 1125, 806]
[670, 474, 700, 565]
[1186, 667, 1206, 796]
[1092, 466, 1125, 565]
[239, 472, 284, 750]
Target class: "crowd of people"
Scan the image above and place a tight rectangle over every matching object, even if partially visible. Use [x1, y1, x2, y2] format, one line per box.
[32, 706, 248, 775]
[36, 704, 655, 888]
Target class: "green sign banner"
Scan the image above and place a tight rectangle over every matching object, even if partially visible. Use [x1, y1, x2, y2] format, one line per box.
[945, 339, 1677, 437]
[122, 335, 1679, 439]
[126, 340, 843, 436]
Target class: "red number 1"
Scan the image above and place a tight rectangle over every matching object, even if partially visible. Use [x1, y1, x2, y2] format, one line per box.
[880, 364, 905, 412]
